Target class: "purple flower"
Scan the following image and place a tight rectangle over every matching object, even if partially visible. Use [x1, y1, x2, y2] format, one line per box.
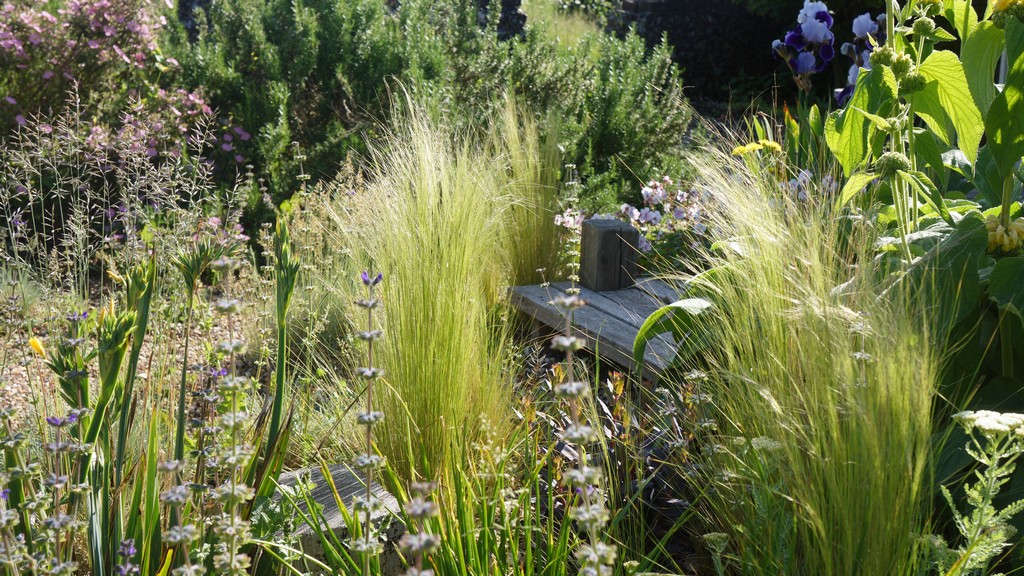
[361, 271, 383, 287]
[67, 311, 88, 322]
[790, 52, 815, 73]
[14, 114, 26, 126]
[852, 13, 878, 39]
[118, 539, 137, 558]
[3, 96, 15, 105]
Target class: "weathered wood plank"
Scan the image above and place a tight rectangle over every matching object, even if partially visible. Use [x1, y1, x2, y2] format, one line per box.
[634, 277, 685, 304]
[277, 464, 405, 575]
[510, 283, 677, 380]
[550, 282, 663, 329]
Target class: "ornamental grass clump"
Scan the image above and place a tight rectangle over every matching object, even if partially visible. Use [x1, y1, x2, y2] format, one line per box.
[321, 102, 513, 482]
[674, 143, 939, 576]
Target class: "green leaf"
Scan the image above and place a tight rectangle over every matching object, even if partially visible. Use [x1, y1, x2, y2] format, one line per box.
[990, 257, 1024, 322]
[917, 50, 985, 164]
[836, 171, 878, 211]
[896, 214, 987, 337]
[852, 106, 892, 131]
[633, 298, 714, 368]
[942, 0, 978, 40]
[899, 169, 954, 225]
[914, 127, 948, 187]
[807, 104, 823, 138]
[961, 21, 1005, 116]
[826, 66, 898, 176]
[929, 27, 958, 43]
[909, 79, 953, 145]
[985, 18, 1024, 179]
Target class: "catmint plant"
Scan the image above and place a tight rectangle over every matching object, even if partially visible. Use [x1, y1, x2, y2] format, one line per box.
[550, 294, 616, 576]
[353, 270, 385, 574]
[399, 482, 440, 576]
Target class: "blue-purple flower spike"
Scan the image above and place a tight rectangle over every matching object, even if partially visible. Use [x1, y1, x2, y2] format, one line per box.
[361, 271, 383, 287]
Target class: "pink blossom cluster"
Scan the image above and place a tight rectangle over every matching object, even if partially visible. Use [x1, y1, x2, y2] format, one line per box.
[616, 176, 706, 255]
[0, 0, 177, 130]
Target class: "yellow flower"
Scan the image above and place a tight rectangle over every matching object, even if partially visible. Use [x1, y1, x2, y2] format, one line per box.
[731, 142, 764, 156]
[993, 0, 1020, 11]
[29, 337, 46, 359]
[759, 140, 783, 153]
[986, 215, 1024, 253]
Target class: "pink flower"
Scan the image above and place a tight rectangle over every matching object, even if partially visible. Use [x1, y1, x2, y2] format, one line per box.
[638, 208, 662, 226]
[14, 114, 26, 125]
[112, 44, 129, 63]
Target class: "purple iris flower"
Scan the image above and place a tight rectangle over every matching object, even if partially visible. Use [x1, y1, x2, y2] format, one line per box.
[792, 52, 818, 75]
[772, 1, 835, 87]
[785, 28, 808, 51]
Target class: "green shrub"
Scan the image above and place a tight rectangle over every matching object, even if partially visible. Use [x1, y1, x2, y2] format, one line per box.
[166, 0, 689, 211]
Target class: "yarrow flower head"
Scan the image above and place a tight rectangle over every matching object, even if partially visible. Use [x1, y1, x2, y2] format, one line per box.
[954, 410, 1024, 436]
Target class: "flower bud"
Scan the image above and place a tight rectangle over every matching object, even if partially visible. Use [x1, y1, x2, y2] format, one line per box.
[912, 17, 936, 36]
[869, 45, 895, 68]
[899, 71, 928, 95]
[891, 54, 913, 79]
[874, 151, 912, 177]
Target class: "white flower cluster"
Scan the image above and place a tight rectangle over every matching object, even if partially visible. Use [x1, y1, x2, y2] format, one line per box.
[953, 410, 1024, 436]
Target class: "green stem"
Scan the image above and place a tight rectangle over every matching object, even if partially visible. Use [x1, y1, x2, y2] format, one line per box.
[174, 293, 195, 463]
[1001, 310, 1015, 380]
[1001, 175, 1014, 228]
[887, 1, 897, 51]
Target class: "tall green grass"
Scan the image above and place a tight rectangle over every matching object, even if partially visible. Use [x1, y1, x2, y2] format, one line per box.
[680, 145, 939, 575]
[320, 99, 564, 481]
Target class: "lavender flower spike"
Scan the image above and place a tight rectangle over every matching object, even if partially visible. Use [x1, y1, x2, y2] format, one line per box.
[361, 271, 383, 286]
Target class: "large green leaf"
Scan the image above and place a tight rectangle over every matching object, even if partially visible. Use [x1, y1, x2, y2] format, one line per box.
[961, 21, 1005, 116]
[836, 171, 878, 211]
[917, 50, 985, 164]
[633, 297, 714, 368]
[896, 214, 987, 338]
[942, 0, 978, 40]
[990, 257, 1024, 322]
[898, 169, 954, 225]
[985, 17, 1024, 179]
[826, 66, 898, 176]
[914, 128, 948, 187]
[908, 78, 953, 146]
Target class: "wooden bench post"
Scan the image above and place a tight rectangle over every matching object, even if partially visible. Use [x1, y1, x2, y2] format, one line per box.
[579, 219, 640, 292]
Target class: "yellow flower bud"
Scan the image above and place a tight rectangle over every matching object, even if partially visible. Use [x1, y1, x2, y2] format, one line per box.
[29, 337, 46, 359]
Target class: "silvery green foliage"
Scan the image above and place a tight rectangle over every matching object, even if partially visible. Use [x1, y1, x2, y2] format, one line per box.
[550, 295, 616, 575]
[930, 411, 1024, 575]
[354, 271, 385, 573]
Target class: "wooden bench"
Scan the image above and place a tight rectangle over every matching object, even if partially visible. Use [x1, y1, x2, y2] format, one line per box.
[510, 219, 684, 382]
